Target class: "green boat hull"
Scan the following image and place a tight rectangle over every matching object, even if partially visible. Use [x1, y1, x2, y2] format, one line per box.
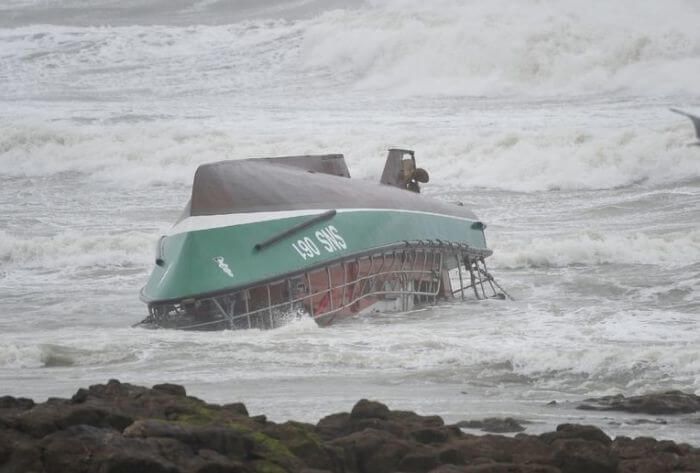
[141, 208, 489, 304]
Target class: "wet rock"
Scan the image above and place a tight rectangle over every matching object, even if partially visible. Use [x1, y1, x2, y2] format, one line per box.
[223, 402, 249, 417]
[623, 418, 668, 425]
[397, 449, 440, 472]
[153, 383, 187, 397]
[16, 401, 134, 438]
[328, 428, 412, 473]
[41, 424, 182, 473]
[611, 435, 692, 472]
[0, 396, 35, 410]
[455, 417, 526, 433]
[539, 424, 612, 447]
[263, 421, 335, 471]
[349, 399, 390, 420]
[317, 401, 447, 444]
[552, 438, 618, 473]
[316, 412, 351, 440]
[452, 434, 553, 465]
[428, 465, 560, 472]
[411, 426, 454, 444]
[194, 449, 249, 473]
[125, 419, 253, 458]
[1, 381, 699, 473]
[577, 390, 700, 415]
[0, 429, 43, 473]
[70, 387, 88, 404]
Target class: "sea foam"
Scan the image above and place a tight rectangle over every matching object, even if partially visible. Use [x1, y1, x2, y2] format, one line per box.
[301, 0, 700, 97]
[492, 229, 700, 269]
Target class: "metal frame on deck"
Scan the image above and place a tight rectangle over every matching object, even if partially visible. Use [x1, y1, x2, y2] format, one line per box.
[141, 240, 503, 330]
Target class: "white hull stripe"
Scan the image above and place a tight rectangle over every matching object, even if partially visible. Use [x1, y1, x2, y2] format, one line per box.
[167, 208, 477, 236]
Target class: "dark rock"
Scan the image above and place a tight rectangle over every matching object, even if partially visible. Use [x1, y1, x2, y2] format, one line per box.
[539, 424, 612, 447]
[428, 466, 468, 473]
[41, 424, 182, 473]
[263, 421, 335, 471]
[350, 399, 391, 420]
[0, 429, 43, 473]
[617, 455, 680, 473]
[391, 410, 445, 428]
[194, 449, 249, 473]
[97, 452, 182, 473]
[398, 450, 441, 472]
[1, 381, 699, 473]
[316, 412, 351, 440]
[611, 435, 689, 471]
[0, 396, 35, 410]
[412, 427, 453, 444]
[452, 434, 553, 465]
[552, 438, 617, 473]
[70, 388, 88, 404]
[124, 418, 190, 438]
[428, 465, 560, 472]
[17, 401, 133, 437]
[460, 464, 560, 472]
[353, 417, 409, 438]
[329, 428, 412, 473]
[624, 418, 667, 425]
[153, 383, 187, 397]
[436, 446, 465, 465]
[455, 418, 526, 433]
[676, 452, 700, 471]
[577, 391, 700, 415]
[124, 419, 253, 458]
[316, 405, 447, 445]
[223, 402, 249, 417]
[195, 427, 253, 459]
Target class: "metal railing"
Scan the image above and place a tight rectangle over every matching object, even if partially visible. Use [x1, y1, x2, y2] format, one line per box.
[142, 240, 502, 330]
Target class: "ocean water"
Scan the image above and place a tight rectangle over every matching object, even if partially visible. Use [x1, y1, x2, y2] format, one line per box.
[1, 0, 699, 445]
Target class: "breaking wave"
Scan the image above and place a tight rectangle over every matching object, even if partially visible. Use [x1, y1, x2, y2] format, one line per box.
[421, 124, 700, 192]
[300, 0, 700, 97]
[0, 229, 153, 269]
[2, 0, 699, 100]
[493, 229, 700, 269]
[2, 120, 698, 192]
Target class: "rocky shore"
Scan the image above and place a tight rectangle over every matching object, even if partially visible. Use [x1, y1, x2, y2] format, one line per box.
[1, 380, 698, 473]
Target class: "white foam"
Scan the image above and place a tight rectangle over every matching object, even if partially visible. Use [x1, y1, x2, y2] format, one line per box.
[0, 229, 153, 269]
[2, 118, 698, 192]
[410, 125, 700, 192]
[300, 0, 700, 97]
[2, 1, 698, 105]
[492, 229, 700, 269]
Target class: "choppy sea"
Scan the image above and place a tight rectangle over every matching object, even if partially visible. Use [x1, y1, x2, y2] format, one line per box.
[1, 0, 699, 444]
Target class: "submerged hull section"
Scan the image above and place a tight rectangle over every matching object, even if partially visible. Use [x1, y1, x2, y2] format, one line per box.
[141, 240, 497, 331]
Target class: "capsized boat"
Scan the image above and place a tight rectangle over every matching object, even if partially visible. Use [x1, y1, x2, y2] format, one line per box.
[137, 149, 507, 330]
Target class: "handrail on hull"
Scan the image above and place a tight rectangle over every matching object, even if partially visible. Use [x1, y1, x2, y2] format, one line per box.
[137, 240, 505, 331]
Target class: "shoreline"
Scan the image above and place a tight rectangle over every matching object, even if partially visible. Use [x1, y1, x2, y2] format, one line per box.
[1, 380, 698, 473]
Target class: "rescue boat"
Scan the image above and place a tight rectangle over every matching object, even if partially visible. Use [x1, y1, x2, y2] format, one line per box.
[137, 149, 505, 330]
